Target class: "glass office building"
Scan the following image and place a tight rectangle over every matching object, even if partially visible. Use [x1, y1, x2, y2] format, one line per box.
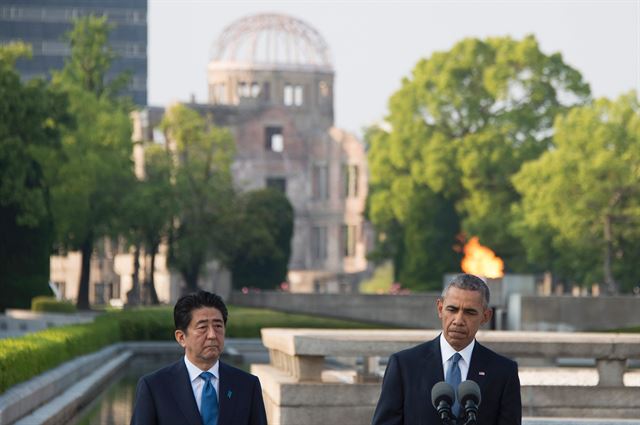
[0, 0, 147, 105]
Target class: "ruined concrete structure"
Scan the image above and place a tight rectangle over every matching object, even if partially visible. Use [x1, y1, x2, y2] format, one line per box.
[51, 13, 370, 304]
[192, 13, 370, 292]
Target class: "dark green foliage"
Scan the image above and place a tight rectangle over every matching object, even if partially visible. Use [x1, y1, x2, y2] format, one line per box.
[102, 308, 175, 341]
[367, 35, 591, 286]
[398, 189, 462, 291]
[0, 205, 53, 311]
[31, 296, 77, 313]
[0, 43, 69, 311]
[0, 320, 119, 393]
[230, 189, 294, 290]
[513, 92, 640, 293]
[50, 16, 135, 309]
[161, 105, 236, 292]
[120, 145, 174, 305]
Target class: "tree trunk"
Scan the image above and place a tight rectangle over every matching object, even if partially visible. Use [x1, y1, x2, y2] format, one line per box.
[603, 214, 619, 295]
[77, 236, 93, 310]
[127, 244, 141, 306]
[145, 244, 160, 305]
[182, 265, 200, 294]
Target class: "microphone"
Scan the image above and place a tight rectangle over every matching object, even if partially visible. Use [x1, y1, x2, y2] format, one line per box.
[457, 380, 481, 425]
[431, 381, 455, 425]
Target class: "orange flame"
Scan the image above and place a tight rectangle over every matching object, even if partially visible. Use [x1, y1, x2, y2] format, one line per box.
[461, 237, 504, 279]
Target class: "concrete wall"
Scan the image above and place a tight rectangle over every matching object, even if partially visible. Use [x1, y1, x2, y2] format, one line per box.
[232, 291, 640, 331]
[509, 294, 640, 331]
[230, 291, 441, 328]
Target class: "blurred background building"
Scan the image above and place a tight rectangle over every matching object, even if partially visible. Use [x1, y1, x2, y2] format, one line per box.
[0, 0, 147, 105]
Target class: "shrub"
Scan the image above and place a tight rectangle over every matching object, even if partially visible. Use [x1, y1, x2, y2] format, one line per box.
[0, 319, 119, 393]
[225, 306, 387, 338]
[31, 296, 77, 313]
[0, 305, 393, 393]
[99, 308, 174, 341]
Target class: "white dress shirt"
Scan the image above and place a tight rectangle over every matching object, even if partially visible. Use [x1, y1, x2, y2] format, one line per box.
[183, 355, 220, 411]
[439, 333, 475, 382]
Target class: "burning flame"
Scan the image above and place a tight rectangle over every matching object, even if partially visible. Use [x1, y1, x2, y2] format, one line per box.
[461, 237, 504, 279]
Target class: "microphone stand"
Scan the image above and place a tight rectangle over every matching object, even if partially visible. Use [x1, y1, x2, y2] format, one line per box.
[461, 400, 478, 425]
[435, 401, 454, 425]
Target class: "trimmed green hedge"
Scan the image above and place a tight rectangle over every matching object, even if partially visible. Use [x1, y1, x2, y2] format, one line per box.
[225, 306, 386, 337]
[0, 319, 119, 393]
[99, 308, 174, 341]
[31, 296, 77, 313]
[0, 305, 392, 393]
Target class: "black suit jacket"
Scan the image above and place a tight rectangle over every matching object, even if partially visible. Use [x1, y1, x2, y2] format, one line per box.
[131, 359, 267, 425]
[371, 336, 521, 425]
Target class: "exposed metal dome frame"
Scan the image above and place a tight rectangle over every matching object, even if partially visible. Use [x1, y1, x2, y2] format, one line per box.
[210, 13, 333, 71]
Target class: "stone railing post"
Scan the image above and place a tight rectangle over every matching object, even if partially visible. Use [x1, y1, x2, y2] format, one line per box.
[291, 355, 324, 381]
[596, 358, 626, 386]
[356, 356, 380, 383]
[268, 348, 324, 382]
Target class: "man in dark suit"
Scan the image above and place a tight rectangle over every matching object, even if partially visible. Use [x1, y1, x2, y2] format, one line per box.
[372, 273, 521, 425]
[131, 290, 267, 425]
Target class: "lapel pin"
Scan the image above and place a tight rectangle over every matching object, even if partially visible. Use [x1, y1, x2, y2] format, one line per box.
[227, 390, 233, 399]
[478, 371, 486, 376]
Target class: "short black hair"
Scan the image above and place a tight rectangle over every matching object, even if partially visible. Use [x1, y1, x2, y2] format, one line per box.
[441, 273, 490, 308]
[174, 290, 228, 332]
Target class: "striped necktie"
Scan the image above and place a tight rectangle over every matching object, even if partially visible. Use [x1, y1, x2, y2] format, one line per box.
[200, 372, 219, 425]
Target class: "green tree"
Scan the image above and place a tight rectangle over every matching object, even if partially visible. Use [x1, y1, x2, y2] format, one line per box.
[161, 104, 236, 292]
[230, 188, 294, 290]
[368, 35, 590, 285]
[398, 188, 462, 290]
[513, 92, 640, 293]
[0, 43, 69, 310]
[49, 16, 134, 309]
[122, 144, 175, 305]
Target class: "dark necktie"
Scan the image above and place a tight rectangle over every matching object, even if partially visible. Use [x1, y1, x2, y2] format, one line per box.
[200, 372, 219, 425]
[446, 353, 462, 418]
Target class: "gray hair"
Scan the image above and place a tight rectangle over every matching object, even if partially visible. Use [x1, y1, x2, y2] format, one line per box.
[441, 274, 490, 308]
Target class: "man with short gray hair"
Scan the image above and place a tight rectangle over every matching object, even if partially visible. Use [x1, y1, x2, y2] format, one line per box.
[372, 273, 521, 424]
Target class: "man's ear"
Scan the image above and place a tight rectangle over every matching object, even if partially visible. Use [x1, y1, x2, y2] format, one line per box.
[437, 298, 444, 319]
[175, 329, 186, 348]
[481, 307, 493, 325]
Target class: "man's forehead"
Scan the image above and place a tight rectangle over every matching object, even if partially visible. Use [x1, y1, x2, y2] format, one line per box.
[443, 288, 485, 306]
[191, 307, 224, 322]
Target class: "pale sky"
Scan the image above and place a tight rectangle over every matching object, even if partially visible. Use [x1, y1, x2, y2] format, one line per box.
[149, 0, 640, 136]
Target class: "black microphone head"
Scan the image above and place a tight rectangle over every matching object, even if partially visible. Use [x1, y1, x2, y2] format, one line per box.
[431, 381, 455, 408]
[458, 380, 481, 407]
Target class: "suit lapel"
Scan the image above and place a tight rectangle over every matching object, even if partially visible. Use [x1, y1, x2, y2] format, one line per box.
[420, 337, 444, 425]
[169, 360, 204, 425]
[423, 336, 444, 389]
[467, 341, 489, 392]
[218, 362, 238, 424]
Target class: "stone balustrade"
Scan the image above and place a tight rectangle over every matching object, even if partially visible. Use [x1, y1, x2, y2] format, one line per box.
[261, 329, 640, 386]
[253, 329, 640, 424]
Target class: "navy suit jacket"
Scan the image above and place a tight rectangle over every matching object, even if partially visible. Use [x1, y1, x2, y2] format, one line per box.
[131, 359, 267, 425]
[371, 336, 521, 425]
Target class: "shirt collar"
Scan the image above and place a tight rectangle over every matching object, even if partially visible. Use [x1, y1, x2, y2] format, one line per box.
[183, 355, 219, 383]
[439, 333, 475, 367]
